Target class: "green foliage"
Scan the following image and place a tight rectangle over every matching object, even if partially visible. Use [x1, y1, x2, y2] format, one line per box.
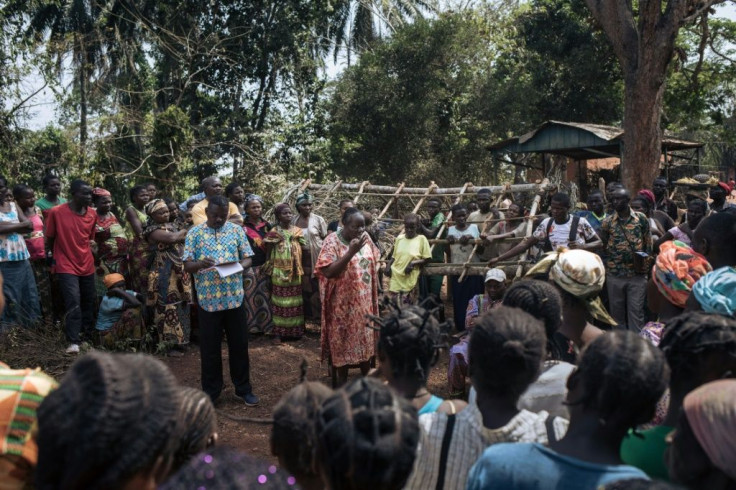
[149, 105, 194, 199]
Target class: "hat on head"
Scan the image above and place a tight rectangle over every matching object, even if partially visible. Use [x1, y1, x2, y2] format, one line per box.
[485, 268, 506, 283]
[718, 182, 732, 194]
[103, 273, 126, 289]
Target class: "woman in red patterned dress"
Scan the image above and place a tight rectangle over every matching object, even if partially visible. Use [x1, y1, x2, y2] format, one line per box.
[315, 209, 380, 386]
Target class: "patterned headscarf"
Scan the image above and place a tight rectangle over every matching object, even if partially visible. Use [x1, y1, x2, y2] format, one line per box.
[245, 194, 263, 207]
[683, 379, 736, 480]
[0, 363, 58, 465]
[692, 266, 736, 317]
[92, 187, 111, 198]
[652, 240, 712, 309]
[103, 273, 126, 289]
[295, 191, 312, 206]
[526, 248, 617, 325]
[144, 198, 168, 217]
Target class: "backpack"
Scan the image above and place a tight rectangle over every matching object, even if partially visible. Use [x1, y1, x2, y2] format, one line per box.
[543, 216, 580, 252]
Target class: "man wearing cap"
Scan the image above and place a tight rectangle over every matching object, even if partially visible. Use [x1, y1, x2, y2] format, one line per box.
[709, 182, 736, 213]
[447, 268, 507, 397]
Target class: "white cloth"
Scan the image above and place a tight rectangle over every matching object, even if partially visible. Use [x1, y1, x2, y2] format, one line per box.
[518, 361, 575, 420]
[404, 404, 568, 490]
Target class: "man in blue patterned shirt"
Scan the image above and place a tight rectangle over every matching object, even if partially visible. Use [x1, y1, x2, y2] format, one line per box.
[184, 195, 259, 406]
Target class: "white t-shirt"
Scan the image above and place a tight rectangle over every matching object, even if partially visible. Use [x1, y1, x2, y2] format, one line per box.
[447, 225, 480, 263]
[533, 216, 597, 250]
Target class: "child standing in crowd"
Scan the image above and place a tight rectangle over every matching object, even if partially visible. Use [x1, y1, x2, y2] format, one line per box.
[446, 203, 483, 330]
[35, 174, 66, 220]
[95, 273, 144, 348]
[265, 203, 306, 342]
[385, 214, 431, 304]
[14, 184, 52, 319]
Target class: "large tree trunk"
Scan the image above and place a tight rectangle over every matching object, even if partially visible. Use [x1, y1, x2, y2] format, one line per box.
[621, 71, 667, 192]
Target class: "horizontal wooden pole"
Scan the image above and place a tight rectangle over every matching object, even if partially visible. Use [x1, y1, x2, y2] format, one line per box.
[306, 182, 549, 195]
[428, 237, 526, 244]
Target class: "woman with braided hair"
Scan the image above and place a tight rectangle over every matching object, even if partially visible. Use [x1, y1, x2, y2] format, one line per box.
[374, 303, 467, 415]
[469, 331, 667, 489]
[36, 352, 182, 490]
[621, 312, 736, 481]
[407, 306, 568, 490]
[316, 377, 419, 490]
[144, 198, 192, 354]
[271, 362, 333, 490]
[170, 386, 217, 473]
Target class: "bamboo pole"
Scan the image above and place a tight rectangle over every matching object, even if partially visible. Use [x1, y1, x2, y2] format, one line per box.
[352, 181, 370, 204]
[513, 178, 548, 280]
[313, 180, 342, 213]
[377, 183, 405, 220]
[410, 182, 438, 214]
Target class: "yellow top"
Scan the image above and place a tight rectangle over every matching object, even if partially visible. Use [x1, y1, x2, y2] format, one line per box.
[191, 199, 241, 226]
[389, 234, 431, 293]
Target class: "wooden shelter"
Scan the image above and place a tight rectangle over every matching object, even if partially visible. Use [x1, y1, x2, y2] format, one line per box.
[279, 179, 552, 279]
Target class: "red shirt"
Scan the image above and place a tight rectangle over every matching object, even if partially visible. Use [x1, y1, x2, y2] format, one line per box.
[45, 204, 97, 275]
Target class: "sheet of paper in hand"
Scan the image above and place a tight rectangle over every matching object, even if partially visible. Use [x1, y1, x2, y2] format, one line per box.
[214, 262, 243, 278]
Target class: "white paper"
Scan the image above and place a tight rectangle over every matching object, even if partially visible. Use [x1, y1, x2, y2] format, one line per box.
[214, 262, 243, 278]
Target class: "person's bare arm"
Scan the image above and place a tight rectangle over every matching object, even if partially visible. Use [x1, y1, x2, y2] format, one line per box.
[228, 213, 244, 225]
[489, 236, 538, 265]
[654, 231, 674, 254]
[125, 207, 145, 236]
[0, 221, 32, 233]
[108, 288, 142, 308]
[148, 228, 187, 245]
[184, 257, 216, 274]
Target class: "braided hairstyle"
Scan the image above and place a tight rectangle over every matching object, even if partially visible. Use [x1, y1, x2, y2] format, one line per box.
[571, 331, 669, 430]
[36, 352, 181, 490]
[659, 312, 736, 390]
[161, 446, 297, 489]
[374, 303, 445, 385]
[170, 387, 218, 473]
[502, 280, 563, 360]
[469, 306, 547, 400]
[316, 377, 419, 490]
[271, 362, 333, 482]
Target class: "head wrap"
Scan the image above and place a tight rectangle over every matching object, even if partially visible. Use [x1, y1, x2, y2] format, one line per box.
[274, 203, 291, 216]
[692, 266, 736, 317]
[295, 191, 313, 207]
[686, 187, 709, 201]
[103, 273, 126, 289]
[526, 248, 616, 325]
[92, 187, 111, 198]
[245, 194, 263, 207]
[682, 379, 736, 480]
[144, 198, 168, 216]
[652, 240, 712, 309]
[718, 182, 732, 194]
[0, 362, 58, 465]
[637, 189, 655, 205]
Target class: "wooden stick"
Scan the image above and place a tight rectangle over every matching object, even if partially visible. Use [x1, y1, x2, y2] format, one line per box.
[429, 237, 525, 245]
[306, 182, 549, 195]
[514, 178, 548, 280]
[313, 180, 342, 213]
[352, 180, 370, 204]
[410, 182, 438, 214]
[419, 263, 530, 276]
[377, 183, 405, 220]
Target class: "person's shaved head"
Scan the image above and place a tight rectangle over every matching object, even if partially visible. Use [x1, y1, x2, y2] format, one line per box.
[693, 213, 736, 269]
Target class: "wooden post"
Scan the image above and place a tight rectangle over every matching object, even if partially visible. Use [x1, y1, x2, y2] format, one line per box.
[353, 181, 370, 204]
[377, 183, 405, 220]
[514, 178, 548, 280]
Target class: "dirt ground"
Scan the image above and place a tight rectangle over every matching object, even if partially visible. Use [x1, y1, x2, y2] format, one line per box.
[162, 320, 454, 462]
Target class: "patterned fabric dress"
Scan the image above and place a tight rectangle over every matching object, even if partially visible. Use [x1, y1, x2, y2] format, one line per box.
[124, 206, 151, 296]
[243, 219, 274, 334]
[143, 222, 192, 345]
[94, 213, 129, 296]
[23, 209, 52, 319]
[316, 231, 380, 368]
[264, 225, 305, 338]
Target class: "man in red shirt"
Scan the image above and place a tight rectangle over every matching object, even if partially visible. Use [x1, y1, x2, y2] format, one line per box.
[45, 180, 97, 354]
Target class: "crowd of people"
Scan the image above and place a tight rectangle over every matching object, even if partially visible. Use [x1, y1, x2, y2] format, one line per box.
[1, 172, 736, 489]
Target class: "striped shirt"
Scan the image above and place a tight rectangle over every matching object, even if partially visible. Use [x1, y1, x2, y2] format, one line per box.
[404, 404, 568, 490]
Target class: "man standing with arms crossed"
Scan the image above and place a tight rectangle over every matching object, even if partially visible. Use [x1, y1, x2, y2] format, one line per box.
[184, 196, 259, 406]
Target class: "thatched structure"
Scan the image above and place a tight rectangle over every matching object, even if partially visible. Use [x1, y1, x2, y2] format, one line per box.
[279, 179, 552, 279]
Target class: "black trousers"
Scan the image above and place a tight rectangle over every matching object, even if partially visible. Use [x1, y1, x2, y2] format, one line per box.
[57, 273, 96, 344]
[198, 302, 252, 400]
